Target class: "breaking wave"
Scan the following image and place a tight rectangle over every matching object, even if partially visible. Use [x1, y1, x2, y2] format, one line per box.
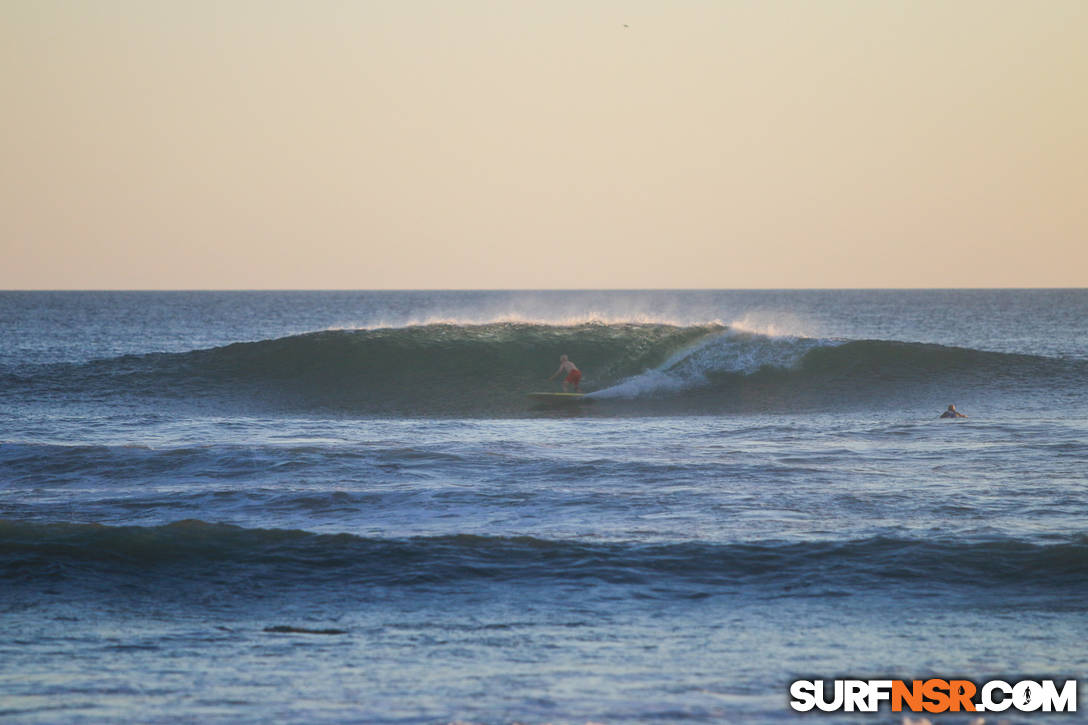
[8, 322, 1082, 416]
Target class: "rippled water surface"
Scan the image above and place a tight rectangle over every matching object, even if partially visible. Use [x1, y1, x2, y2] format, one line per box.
[1, 290, 1086, 723]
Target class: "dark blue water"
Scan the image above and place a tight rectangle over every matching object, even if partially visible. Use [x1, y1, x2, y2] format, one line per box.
[1, 290, 1086, 723]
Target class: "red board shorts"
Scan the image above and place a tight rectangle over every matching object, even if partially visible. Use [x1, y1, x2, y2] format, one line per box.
[565, 369, 582, 385]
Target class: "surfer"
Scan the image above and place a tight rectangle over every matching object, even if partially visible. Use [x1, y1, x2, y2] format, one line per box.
[940, 404, 967, 419]
[548, 354, 582, 392]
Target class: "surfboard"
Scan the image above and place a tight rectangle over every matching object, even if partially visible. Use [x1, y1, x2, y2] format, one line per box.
[527, 392, 592, 404]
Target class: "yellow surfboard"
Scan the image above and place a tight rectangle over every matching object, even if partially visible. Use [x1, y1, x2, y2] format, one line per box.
[527, 392, 592, 404]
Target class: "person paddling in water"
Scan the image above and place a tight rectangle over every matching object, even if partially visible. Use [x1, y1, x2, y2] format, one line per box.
[940, 404, 967, 418]
[548, 354, 582, 393]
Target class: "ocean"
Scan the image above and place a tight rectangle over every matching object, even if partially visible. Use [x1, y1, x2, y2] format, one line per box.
[1, 289, 1085, 724]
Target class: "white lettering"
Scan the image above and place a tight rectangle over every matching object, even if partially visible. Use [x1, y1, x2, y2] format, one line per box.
[868, 680, 893, 711]
[844, 680, 868, 712]
[1014, 680, 1043, 712]
[982, 680, 1013, 712]
[1041, 679, 1077, 712]
[815, 680, 844, 712]
[789, 680, 816, 712]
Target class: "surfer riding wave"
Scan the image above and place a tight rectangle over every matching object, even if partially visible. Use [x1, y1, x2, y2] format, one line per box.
[548, 354, 582, 392]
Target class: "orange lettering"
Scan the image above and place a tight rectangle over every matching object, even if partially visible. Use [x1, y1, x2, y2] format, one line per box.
[892, 680, 924, 712]
[948, 680, 977, 712]
[922, 679, 951, 713]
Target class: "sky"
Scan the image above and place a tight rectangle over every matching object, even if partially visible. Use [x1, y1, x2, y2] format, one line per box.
[2, 0, 1085, 289]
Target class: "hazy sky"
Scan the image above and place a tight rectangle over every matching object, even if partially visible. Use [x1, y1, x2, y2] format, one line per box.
[2, 0, 1085, 289]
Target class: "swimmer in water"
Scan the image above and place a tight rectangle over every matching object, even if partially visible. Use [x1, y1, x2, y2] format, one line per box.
[548, 354, 582, 393]
[940, 404, 967, 418]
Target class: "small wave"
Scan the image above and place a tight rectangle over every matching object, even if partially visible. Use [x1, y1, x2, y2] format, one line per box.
[2, 520, 1085, 593]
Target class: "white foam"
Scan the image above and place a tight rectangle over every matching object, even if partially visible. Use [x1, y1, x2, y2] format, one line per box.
[591, 328, 840, 399]
[323, 305, 822, 338]
[325, 312, 726, 331]
[727, 311, 816, 339]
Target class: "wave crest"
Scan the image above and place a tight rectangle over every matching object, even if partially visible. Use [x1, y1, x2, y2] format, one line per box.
[12, 323, 1080, 416]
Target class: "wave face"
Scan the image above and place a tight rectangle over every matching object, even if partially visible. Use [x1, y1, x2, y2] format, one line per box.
[13, 322, 1083, 416]
[3, 520, 1086, 595]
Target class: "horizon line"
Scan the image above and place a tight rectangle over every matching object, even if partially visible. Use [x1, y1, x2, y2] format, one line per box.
[1, 286, 1085, 293]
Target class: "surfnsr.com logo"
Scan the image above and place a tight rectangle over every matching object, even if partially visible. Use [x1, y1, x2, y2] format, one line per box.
[789, 679, 1077, 714]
